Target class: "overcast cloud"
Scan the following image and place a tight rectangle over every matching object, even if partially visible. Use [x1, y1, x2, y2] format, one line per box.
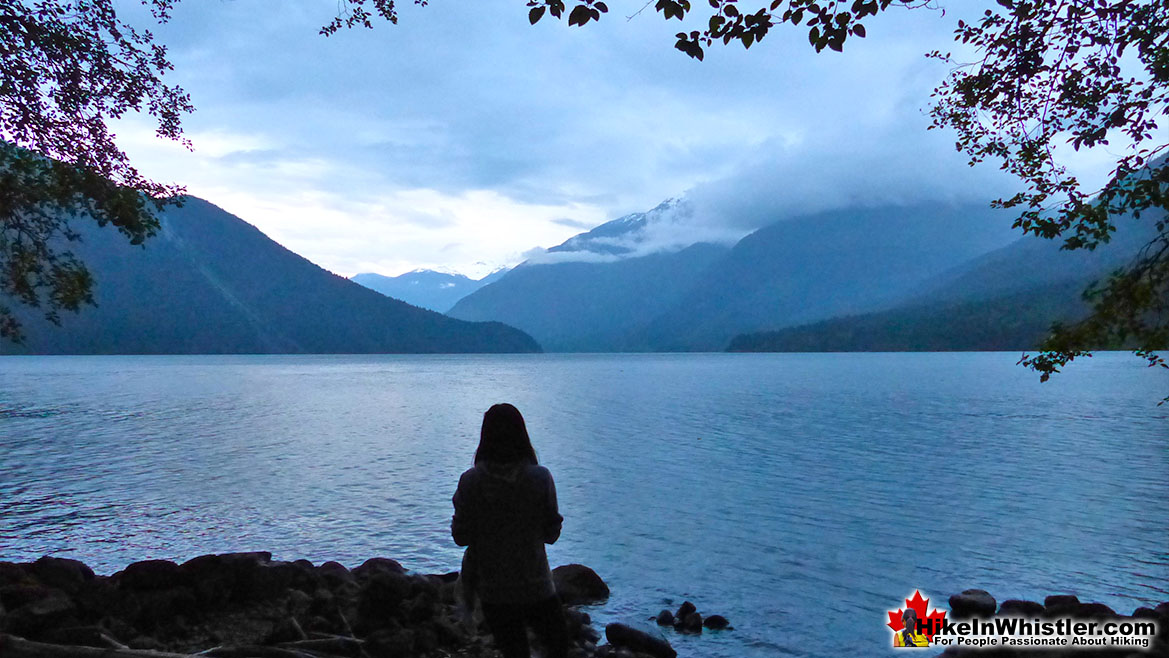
[106, 0, 1126, 278]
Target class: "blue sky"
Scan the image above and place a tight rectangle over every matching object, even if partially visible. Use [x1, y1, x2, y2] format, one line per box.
[109, 0, 1120, 278]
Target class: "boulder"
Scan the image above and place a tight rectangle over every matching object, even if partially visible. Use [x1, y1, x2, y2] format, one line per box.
[949, 590, 996, 618]
[319, 561, 355, 586]
[0, 562, 30, 588]
[674, 601, 696, 620]
[180, 552, 274, 604]
[1077, 602, 1117, 619]
[702, 614, 731, 630]
[998, 599, 1044, 617]
[1043, 594, 1080, 609]
[654, 610, 674, 626]
[32, 557, 95, 591]
[265, 617, 307, 645]
[117, 559, 185, 591]
[0, 583, 57, 610]
[406, 589, 437, 624]
[1132, 607, 1160, 620]
[355, 573, 412, 633]
[552, 564, 609, 605]
[604, 623, 676, 658]
[7, 590, 77, 637]
[366, 627, 415, 658]
[353, 558, 406, 580]
[676, 612, 702, 634]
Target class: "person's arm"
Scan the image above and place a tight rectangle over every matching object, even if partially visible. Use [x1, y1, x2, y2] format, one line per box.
[451, 471, 474, 547]
[542, 468, 563, 544]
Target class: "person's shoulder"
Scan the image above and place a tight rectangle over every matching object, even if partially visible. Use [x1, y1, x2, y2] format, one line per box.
[525, 464, 554, 483]
[457, 466, 482, 486]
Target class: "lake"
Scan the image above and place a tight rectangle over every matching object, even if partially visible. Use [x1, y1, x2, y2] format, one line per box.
[1, 352, 1166, 657]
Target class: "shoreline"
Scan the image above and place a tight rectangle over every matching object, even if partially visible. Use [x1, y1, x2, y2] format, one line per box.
[0, 553, 630, 658]
[1, 554, 1167, 658]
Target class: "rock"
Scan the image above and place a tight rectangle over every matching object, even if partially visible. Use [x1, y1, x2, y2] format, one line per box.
[131, 587, 199, 632]
[250, 561, 310, 600]
[353, 558, 406, 580]
[265, 617, 307, 644]
[287, 588, 313, 617]
[674, 601, 696, 620]
[32, 557, 95, 591]
[432, 615, 469, 646]
[604, 623, 677, 658]
[0, 583, 57, 610]
[7, 590, 77, 637]
[552, 564, 610, 605]
[564, 607, 588, 634]
[702, 614, 731, 630]
[581, 624, 601, 644]
[0, 562, 30, 588]
[366, 627, 415, 658]
[356, 573, 412, 633]
[117, 559, 185, 591]
[304, 615, 332, 634]
[1043, 594, 1080, 609]
[318, 561, 354, 584]
[654, 610, 674, 626]
[998, 599, 1044, 617]
[413, 626, 438, 654]
[676, 612, 702, 634]
[406, 589, 437, 624]
[949, 590, 996, 618]
[1133, 607, 1160, 620]
[1077, 602, 1117, 618]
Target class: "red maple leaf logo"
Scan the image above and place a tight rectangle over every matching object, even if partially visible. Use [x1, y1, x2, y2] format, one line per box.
[887, 590, 947, 641]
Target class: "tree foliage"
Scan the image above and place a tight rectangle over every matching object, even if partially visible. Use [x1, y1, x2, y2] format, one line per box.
[0, 0, 191, 341]
[922, 1, 1169, 385]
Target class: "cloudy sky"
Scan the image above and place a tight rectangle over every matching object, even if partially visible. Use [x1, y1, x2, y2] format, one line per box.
[109, 0, 1115, 278]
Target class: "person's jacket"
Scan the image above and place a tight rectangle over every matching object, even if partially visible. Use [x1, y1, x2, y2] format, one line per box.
[451, 461, 563, 604]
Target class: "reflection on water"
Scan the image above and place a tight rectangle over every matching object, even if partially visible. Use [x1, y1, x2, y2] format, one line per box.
[1, 353, 1166, 657]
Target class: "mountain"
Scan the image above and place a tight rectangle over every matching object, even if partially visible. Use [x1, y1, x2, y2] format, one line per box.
[447, 242, 729, 351]
[728, 210, 1162, 352]
[447, 198, 735, 351]
[449, 200, 1019, 352]
[1, 197, 540, 354]
[635, 201, 1020, 350]
[546, 198, 683, 256]
[351, 268, 509, 313]
[727, 280, 1090, 352]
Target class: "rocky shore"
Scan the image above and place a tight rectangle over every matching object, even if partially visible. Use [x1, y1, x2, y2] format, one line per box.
[935, 589, 1168, 658]
[3, 555, 1167, 658]
[0, 553, 633, 658]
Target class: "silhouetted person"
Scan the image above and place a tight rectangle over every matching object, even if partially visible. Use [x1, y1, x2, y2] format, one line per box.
[452, 403, 568, 658]
[895, 608, 929, 647]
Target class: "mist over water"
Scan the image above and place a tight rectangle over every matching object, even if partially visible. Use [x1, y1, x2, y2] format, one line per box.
[1, 353, 1166, 657]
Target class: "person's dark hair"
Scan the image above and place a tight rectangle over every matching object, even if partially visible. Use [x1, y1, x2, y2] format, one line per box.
[474, 403, 538, 465]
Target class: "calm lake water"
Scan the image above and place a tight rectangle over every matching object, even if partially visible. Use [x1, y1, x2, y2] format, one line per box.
[1, 353, 1167, 657]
